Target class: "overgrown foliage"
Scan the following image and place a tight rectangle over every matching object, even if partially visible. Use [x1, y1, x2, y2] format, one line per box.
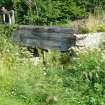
[0, 0, 105, 104]
[0, 25, 105, 105]
[1, 0, 105, 25]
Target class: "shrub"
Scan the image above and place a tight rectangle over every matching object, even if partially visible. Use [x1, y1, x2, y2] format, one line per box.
[78, 26, 90, 34]
[97, 24, 105, 32]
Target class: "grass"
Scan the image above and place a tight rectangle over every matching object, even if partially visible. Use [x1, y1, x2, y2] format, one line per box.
[0, 25, 105, 105]
[71, 13, 105, 34]
[0, 96, 26, 105]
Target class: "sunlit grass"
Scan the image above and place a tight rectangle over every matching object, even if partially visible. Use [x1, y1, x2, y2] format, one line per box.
[0, 25, 105, 105]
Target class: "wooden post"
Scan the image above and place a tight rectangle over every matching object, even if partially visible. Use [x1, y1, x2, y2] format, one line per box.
[1, 7, 6, 23]
[33, 48, 39, 65]
[8, 10, 15, 24]
[11, 10, 15, 24]
[41, 50, 46, 65]
[2, 14, 5, 23]
[27, 47, 39, 65]
[8, 13, 12, 24]
[1, 7, 15, 24]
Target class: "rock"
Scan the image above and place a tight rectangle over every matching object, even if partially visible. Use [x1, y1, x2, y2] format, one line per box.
[76, 32, 105, 48]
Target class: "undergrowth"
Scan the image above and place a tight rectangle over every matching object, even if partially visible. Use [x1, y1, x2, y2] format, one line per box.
[0, 25, 105, 105]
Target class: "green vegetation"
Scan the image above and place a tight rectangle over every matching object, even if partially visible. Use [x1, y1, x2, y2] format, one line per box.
[1, 0, 105, 25]
[0, 25, 105, 105]
[97, 24, 105, 32]
[77, 14, 105, 33]
[0, 0, 105, 104]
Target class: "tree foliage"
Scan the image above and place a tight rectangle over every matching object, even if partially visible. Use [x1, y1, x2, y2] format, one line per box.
[0, 0, 105, 25]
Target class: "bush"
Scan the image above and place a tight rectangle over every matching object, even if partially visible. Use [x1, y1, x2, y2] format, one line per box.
[78, 26, 90, 34]
[97, 24, 105, 32]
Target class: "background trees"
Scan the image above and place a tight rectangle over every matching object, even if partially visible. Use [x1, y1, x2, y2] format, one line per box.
[0, 0, 105, 25]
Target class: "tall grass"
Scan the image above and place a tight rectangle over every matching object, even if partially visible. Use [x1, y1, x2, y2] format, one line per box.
[0, 25, 105, 105]
[75, 7, 105, 33]
[85, 14, 99, 32]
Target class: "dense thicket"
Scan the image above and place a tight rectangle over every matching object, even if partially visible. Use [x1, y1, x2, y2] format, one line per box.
[0, 0, 105, 25]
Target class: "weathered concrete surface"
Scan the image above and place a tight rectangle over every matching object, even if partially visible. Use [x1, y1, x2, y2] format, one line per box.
[76, 32, 105, 48]
[12, 25, 76, 51]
